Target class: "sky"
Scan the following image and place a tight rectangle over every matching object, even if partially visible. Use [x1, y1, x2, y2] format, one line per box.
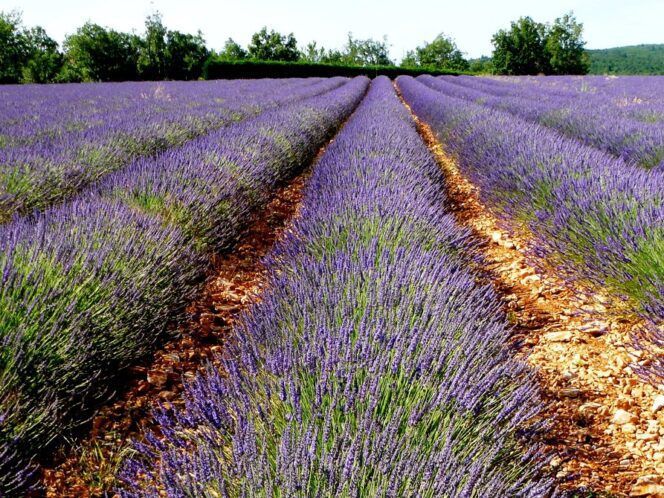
[5, 0, 664, 61]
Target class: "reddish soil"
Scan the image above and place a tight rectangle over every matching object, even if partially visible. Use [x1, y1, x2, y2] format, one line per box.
[402, 99, 664, 497]
[39, 170, 310, 497]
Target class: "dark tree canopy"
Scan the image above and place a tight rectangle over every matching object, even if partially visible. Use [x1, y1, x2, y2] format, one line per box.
[59, 13, 209, 82]
[0, 11, 30, 83]
[492, 16, 550, 75]
[468, 56, 493, 74]
[165, 30, 208, 80]
[402, 33, 468, 71]
[587, 44, 664, 75]
[492, 12, 588, 75]
[22, 26, 62, 83]
[248, 27, 299, 61]
[546, 13, 589, 74]
[218, 38, 248, 61]
[137, 13, 168, 80]
[62, 23, 140, 82]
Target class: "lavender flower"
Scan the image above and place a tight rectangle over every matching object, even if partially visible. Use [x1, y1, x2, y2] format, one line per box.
[398, 75, 663, 381]
[0, 77, 348, 221]
[119, 77, 553, 497]
[0, 77, 368, 495]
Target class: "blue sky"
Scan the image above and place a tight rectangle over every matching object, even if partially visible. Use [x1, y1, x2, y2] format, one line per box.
[6, 0, 664, 60]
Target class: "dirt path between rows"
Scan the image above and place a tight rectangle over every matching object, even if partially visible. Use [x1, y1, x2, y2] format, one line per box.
[398, 90, 664, 497]
[39, 169, 311, 497]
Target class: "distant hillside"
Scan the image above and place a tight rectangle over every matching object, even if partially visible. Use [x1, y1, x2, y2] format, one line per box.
[587, 44, 664, 75]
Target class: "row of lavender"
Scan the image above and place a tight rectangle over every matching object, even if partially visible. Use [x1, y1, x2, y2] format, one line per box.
[398, 76, 664, 380]
[418, 75, 664, 170]
[449, 74, 664, 112]
[0, 78, 346, 222]
[119, 77, 553, 497]
[0, 77, 368, 495]
[447, 74, 664, 126]
[0, 79, 294, 141]
[500, 75, 664, 110]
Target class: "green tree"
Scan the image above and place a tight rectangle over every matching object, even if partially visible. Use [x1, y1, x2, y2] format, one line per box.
[300, 41, 327, 63]
[343, 33, 392, 66]
[248, 27, 299, 61]
[401, 51, 417, 68]
[62, 23, 140, 81]
[299, 34, 393, 66]
[491, 13, 589, 75]
[165, 30, 208, 80]
[402, 33, 468, 71]
[0, 11, 29, 83]
[587, 44, 664, 75]
[492, 16, 549, 75]
[546, 13, 589, 74]
[22, 26, 62, 83]
[137, 12, 168, 79]
[321, 48, 345, 64]
[468, 56, 494, 74]
[217, 38, 247, 60]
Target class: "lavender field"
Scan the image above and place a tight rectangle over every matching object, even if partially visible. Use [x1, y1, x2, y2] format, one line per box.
[0, 75, 663, 496]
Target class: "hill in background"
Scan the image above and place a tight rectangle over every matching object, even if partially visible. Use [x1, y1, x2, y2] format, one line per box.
[587, 44, 664, 75]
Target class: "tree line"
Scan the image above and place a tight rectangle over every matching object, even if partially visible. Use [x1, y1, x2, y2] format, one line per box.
[587, 44, 664, 75]
[0, 10, 588, 84]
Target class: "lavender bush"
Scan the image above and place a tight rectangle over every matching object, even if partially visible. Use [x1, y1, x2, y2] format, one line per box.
[398, 76, 664, 380]
[418, 75, 664, 170]
[0, 77, 368, 495]
[119, 77, 554, 497]
[0, 77, 347, 221]
[496, 75, 664, 113]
